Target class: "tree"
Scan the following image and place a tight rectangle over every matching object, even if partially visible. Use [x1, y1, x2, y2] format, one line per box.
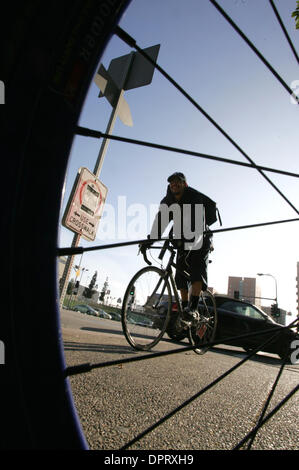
[67, 279, 75, 295]
[292, 1, 299, 29]
[83, 271, 98, 299]
[99, 277, 109, 302]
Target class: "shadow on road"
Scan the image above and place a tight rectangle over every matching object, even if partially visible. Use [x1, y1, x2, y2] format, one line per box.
[80, 325, 187, 345]
[80, 326, 124, 336]
[64, 341, 137, 355]
[210, 345, 289, 368]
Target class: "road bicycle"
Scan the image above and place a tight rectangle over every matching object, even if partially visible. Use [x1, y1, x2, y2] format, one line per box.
[121, 239, 218, 354]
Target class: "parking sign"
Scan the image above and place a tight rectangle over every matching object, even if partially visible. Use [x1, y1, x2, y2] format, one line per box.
[62, 167, 107, 241]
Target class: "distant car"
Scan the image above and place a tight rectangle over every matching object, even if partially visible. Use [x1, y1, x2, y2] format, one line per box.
[96, 308, 112, 320]
[73, 304, 98, 316]
[108, 311, 122, 322]
[161, 296, 298, 361]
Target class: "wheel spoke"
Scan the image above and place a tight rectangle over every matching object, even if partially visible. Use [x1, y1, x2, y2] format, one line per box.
[122, 267, 171, 350]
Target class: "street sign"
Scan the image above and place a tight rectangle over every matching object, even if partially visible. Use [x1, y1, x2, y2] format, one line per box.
[62, 167, 107, 241]
[104, 45, 160, 91]
[94, 44, 160, 126]
[95, 64, 133, 126]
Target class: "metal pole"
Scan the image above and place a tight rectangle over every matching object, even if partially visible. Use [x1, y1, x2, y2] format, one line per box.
[93, 89, 125, 177]
[59, 233, 80, 309]
[257, 273, 278, 304]
[67, 252, 83, 308]
[59, 90, 124, 307]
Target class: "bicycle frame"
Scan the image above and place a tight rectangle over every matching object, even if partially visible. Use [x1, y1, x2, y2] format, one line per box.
[147, 240, 192, 318]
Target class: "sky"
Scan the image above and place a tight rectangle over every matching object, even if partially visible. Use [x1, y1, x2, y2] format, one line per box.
[58, 0, 299, 319]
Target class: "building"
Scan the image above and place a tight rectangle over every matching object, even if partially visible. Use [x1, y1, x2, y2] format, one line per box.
[227, 276, 261, 308]
[297, 262, 299, 316]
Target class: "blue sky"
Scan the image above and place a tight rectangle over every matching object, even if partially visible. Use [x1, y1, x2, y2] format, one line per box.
[59, 0, 299, 318]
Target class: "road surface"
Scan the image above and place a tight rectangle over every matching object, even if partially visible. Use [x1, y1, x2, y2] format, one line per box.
[61, 307, 299, 451]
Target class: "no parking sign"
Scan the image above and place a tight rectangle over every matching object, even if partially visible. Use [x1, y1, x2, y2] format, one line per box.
[62, 167, 107, 241]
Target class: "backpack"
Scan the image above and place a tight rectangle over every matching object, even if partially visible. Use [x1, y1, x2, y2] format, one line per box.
[201, 193, 222, 227]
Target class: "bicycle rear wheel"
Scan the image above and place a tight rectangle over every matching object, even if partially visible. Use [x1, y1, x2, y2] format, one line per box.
[188, 290, 217, 355]
[122, 266, 172, 351]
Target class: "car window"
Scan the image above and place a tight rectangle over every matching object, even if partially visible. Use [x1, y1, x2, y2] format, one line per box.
[220, 301, 265, 320]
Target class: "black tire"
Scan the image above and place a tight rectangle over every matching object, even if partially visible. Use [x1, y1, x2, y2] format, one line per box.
[188, 290, 217, 355]
[2, 0, 130, 450]
[122, 266, 172, 351]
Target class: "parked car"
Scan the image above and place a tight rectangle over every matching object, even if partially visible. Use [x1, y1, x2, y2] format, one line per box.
[73, 304, 98, 316]
[96, 308, 112, 320]
[162, 296, 298, 360]
[108, 311, 122, 322]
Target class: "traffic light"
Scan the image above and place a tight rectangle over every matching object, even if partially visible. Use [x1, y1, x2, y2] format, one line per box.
[270, 303, 280, 317]
[130, 286, 135, 296]
[234, 290, 239, 299]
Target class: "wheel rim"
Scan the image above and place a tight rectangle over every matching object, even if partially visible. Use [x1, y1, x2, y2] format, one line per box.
[122, 268, 171, 350]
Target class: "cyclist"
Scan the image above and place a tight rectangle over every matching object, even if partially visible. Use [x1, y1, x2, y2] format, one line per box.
[141, 172, 215, 323]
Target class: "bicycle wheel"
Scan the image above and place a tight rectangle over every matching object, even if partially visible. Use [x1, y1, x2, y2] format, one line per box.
[122, 266, 172, 351]
[188, 290, 218, 355]
[2, 0, 130, 450]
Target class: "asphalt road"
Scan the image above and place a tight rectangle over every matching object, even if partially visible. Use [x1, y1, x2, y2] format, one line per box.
[61, 307, 299, 451]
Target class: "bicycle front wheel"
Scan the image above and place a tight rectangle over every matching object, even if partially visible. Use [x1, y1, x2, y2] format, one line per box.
[122, 266, 172, 351]
[188, 290, 217, 355]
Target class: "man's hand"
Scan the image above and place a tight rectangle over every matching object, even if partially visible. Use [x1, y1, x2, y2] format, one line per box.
[139, 236, 153, 265]
[139, 235, 153, 253]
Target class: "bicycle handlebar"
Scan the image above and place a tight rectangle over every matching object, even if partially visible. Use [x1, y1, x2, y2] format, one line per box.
[139, 239, 174, 266]
[139, 244, 152, 265]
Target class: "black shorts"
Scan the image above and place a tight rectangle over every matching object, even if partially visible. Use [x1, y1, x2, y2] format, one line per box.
[175, 241, 210, 291]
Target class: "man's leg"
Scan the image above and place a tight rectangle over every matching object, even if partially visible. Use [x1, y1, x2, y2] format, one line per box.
[180, 288, 189, 309]
[180, 281, 202, 308]
[188, 280, 202, 311]
[191, 281, 202, 297]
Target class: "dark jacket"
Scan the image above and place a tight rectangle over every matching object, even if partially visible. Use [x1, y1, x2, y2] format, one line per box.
[150, 185, 213, 247]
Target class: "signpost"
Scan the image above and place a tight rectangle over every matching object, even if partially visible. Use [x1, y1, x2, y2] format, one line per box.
[59, 44, 160, 307]
[62, 167, 107, 241]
